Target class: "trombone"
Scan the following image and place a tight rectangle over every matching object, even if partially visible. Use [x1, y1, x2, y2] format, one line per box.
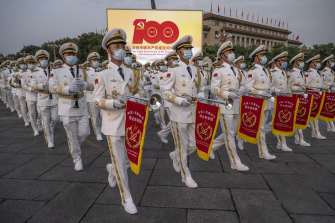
[111, 90, 162, 110]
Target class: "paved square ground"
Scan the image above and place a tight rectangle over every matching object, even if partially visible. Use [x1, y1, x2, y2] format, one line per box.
[1, 101, 335, 223]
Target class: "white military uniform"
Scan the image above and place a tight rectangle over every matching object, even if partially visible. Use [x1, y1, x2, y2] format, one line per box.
[305, 56, 325, 138]
[16, 66, 30, 125]
[22, 62, 41, 135]
[288, 65, 311, 145]
[3, 67, 15, 112]
[32, 65, 59, 147]
[211, 59, 248, 171]
[245, 45, 276, 160]
[143, 68, 152, 98]
[151, 67, 166, 129]
[162, 45, 204, 187]
[85, 66, 103, 140]
[49, 63, 92, 166]
[9, 68, 22, 117]
[94, 61, 143, 206]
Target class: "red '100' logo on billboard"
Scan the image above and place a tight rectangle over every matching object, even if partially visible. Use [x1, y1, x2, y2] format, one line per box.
[132, 19, 179, 44]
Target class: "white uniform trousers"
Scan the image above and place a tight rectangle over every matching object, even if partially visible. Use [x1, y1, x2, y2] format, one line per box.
[88, 102, 102, 137]
[38, 105, 59, 145]
[310, 119, 322, 137]
[170, 121, 196, 180]
[157, 108, 172, 139]
[18, 96, 29, 123]
[61, 115, 90, 164]
[5, 89, 14, 111]
[27, 101, 39, 132]
[327, 121, 335, 131]
[153, 106, 166, 129]
[295, 128, 306, 143]
[13, 94, 21, 115]
[106, 135, 133, 204]
[257, 110, 272, 156]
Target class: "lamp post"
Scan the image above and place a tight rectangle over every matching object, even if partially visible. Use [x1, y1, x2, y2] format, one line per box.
[47, 43, 59, 61]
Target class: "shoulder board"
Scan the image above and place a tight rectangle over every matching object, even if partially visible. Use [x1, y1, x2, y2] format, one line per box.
[307, 69, 312, 73]
[289, 69, 294, 72]
[270, 69, 276, 72]
[249, 66, 257, 70]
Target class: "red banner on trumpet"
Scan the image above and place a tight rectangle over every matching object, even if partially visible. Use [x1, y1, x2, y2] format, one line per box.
[272, 96, 299, 136]
[319, 92, 335, 122]
[195, 102, 220, 161]
[292, 94, 313, 129]
[237, 96, 266, 144]
[125, 101, 149, 175]
[309, 91, 325, 121]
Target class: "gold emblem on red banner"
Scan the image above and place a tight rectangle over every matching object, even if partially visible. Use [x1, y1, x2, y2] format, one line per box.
[297, 107, 306, 117]
[278, 109, 291, 123]
[126, 125, 142, 149]
[242, 111, 257, 128]
[312, 101, 318, 110]
[325, 102, 335, 112]
[196, 122, 213, 141]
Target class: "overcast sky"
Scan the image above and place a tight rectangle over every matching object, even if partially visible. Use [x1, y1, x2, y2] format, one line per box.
[0, 0, 334, 56]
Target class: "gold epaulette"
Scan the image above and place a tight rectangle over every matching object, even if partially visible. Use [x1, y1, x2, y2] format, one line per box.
[249, 66, 257, 70]
[270, 69, 276, 72]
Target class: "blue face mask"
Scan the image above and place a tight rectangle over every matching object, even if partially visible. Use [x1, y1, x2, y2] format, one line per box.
[13, 66, 18, 71]
[183, 50, 193, 60]
[132, 62, 137, 68]
[198, 60, 204, 67]
[316, 63, 321, 70]
[112, 49, 126, 61]
[260, 56, 267, 65]
[160, 65, 166, 71]
[40, 60, 48, 67]
[28, 64, 36, 70]
[173, 60, 179, 66]
[331, 62, 335, 68]
[92, 61, 99, 68]
[20, 64, 27, 70]
[240, 63, 246, 69]
[124, 56, 132, 65]
[281, 62, 288, 69]
[66, 56, 77, 65]
[299, 62, 305, 69]
[227, 53, 235, 62]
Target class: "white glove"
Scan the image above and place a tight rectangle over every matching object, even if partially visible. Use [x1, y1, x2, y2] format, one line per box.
[69, 85, 80, 94]
[239, 86, 245, 95]
[204, 85, 211, 91]
[181, 98, 191, 107]
[75, 78, 84, 88]
[197, 92, 206, 99]
[286, 89, 291, 94]
[270, 87, 276, 93]
[113, 100, 124, 109]
[294, 86, 303, 91]
[30, 79, 37, 86]
[331, 86, 335, 92]
[228, 92, 239, 99]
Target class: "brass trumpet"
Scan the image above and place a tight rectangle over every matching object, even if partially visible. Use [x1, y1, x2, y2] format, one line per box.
[182, 96, 234, 110]
[112, 90, 162, 110]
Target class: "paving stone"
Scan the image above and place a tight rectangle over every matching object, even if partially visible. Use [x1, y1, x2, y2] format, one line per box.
[303, 174, 335, 193]
[81, 204, 186, 223]
[232, 189, 292, 223]
[141, 186, 234, 210]
[288, 162, 333, 176]
[0, 199, 45, 223]
[0, 153, 37, 176]
[309, 154, 335, 174]
[38, 166, 108, 183]
[320, 193, 335, 210]
[291, 214, 335, 223]
[3, 154, 67, 179]
[58, 148, 103, 167]
[264, 174, 335, 215]
[96, 170, 151, 205]
[28, 182, 105, 223]
[0, 179, 69, 201]
[189, 153, 223, 172]
[247, 161, 295, 174]
[187, 210, 238, 223]
[273, 152, 315, 163]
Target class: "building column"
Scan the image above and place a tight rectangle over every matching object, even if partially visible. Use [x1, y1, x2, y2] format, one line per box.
[244, 36, 247, 47]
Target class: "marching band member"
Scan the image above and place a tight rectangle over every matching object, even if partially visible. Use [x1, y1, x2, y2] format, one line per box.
[192, 53, 211, 97]
[157, 51, 179, 144]
[245, 45, 276, 160]
[53, 59, 64, 69]
[22, 55, 41, 136]
[94, 28, 144, 214]
[211, 41, 249, 171]
[162, 35, 205, 188]
[143, 62, 152, 99]
[2, 60, 15, 112]
[305, 54, 326, 139]
[321, 54, 335, 132]
[86, 52, 103, 141]
[16, 58, 30, 126]
[31, 50, 59, 148]
[49, 42, 93, 171]
[270, 51, 292, 151]
[288, 52, 311, 146]
[9, 61, 22, 118]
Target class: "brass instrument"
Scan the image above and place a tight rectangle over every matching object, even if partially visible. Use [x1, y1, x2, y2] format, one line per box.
[111, 90, 162, 110]
[181, 96, 233, 111]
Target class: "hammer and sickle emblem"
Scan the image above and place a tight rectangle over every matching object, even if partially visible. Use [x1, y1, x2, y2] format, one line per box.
[297, 107, 306, 117]
[136, 22, 145, 30]
[278, 109, 291, 123]
[325, 102, 335, 112]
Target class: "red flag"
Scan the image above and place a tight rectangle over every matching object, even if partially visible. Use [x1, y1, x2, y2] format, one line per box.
[278, 20, 281, 27]
[230, 8, 231, 16]
[224, 6, 225, 15]
[235, 9, 237, 18]
[241, 10, 243, 18]
[296, 35, 300, 40]
[271, 18, 272, 25]
[282, 21, 285, 28]
[211, 2, 212, 13]
[247, 12, 249, 20]
[266, 17, 268, 24]
[218, 4, 220, 13]
[262, 16, 263, 24]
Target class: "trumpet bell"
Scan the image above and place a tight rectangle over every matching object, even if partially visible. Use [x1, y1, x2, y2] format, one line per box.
[150, 94, 162, 110]
[269, 92, 276, 103]
[225, 98, 233, 110]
